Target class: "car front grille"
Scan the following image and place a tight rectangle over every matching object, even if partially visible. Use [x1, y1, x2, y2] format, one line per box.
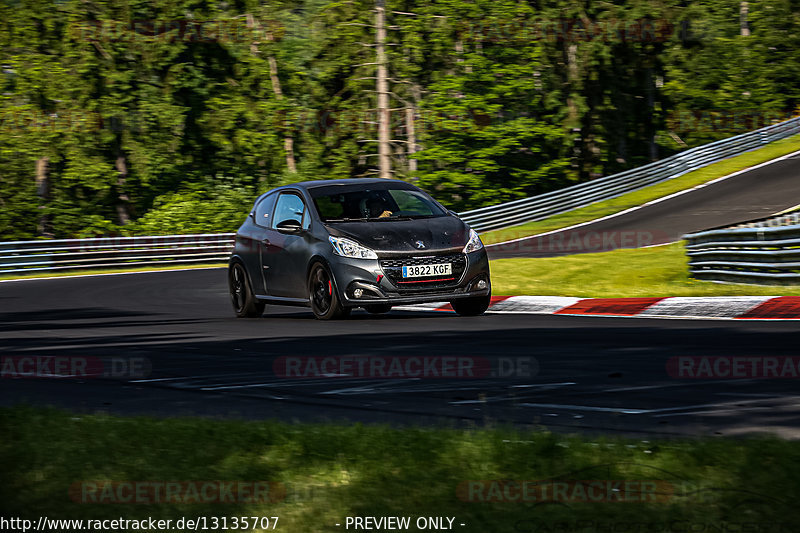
[379, 253, 467, 291]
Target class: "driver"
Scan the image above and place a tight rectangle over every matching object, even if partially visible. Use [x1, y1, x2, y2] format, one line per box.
[364, 193, 393, 218]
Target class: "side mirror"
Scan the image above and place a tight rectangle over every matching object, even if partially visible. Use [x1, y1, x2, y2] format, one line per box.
[276, 219, 303, 235]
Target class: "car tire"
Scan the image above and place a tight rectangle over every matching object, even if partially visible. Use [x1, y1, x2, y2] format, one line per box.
[451, 294, 491, 316]
[308, 262, 350, 320]
[229, 262, 265, 318]
[364, 304, 392, 314]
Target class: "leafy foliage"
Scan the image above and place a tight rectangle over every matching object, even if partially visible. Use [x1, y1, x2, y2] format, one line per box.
[0, 0, 798, 238]
[130, 179, 258, 235]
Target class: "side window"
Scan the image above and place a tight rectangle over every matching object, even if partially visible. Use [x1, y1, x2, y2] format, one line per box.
[254, 194, 276, 227]
[272, 193, 309, 230]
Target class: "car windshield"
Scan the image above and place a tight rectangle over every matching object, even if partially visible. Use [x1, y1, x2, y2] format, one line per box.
[310, 185, 448, 222]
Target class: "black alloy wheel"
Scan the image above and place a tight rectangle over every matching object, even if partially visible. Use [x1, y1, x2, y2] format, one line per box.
[229, 262, 265, 318]
[308, 262, 350, 320]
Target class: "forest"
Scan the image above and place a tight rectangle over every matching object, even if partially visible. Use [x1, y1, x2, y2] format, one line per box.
[0, 0, 798, 239]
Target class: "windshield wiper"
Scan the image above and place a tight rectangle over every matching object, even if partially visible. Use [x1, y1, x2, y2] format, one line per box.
[326, 216, 414, 222]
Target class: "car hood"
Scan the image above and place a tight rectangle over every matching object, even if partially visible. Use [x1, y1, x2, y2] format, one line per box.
[325, 216, 470, 254]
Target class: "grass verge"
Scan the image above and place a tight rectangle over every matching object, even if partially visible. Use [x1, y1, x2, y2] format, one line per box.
[2, 245, 795, 299]
[490, 242, 800, 297]
[2, 406, 799, 532]
[480, 133, 800, 245]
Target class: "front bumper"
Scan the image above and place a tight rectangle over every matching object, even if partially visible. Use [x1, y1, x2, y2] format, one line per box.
[331, 249, 491, 308]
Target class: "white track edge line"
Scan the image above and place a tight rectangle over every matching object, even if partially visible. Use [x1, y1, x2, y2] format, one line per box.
[486, 148, 800, 247]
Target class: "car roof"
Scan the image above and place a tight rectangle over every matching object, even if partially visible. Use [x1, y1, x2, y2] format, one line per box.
[253, 178, 418, 205]
[289, 178, 409, 190]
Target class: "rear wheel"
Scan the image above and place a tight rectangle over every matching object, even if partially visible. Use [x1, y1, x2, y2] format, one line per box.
[229, 262, 265, 318]
[308, 263, 350, 320]
[451, 294, 491, 316]
[364, 304, 392, 314]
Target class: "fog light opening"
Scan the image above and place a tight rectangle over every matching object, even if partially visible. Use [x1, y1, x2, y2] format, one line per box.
[353, 288, 364, 299]
[477, 280, 487, 290]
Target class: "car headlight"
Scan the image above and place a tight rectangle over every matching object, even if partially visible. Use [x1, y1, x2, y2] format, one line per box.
[329, 236, 378, 259]
[463, 228, 484, 254]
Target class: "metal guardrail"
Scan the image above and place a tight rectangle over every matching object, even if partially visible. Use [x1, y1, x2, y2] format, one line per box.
[0, 234, 236, 275]
[460, 116, 800, 232]
[684, 212, 800, 284]
[2, 116, 799, 277]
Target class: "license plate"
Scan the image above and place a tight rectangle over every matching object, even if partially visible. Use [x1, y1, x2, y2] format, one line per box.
[402, 263, 452, 278]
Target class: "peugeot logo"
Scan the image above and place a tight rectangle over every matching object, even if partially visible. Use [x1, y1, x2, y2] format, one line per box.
[415, 240, 426, 249]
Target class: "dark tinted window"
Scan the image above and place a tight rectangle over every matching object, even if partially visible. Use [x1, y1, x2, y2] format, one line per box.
[253, 193, 276, 227]
[310, 186, 446, 222]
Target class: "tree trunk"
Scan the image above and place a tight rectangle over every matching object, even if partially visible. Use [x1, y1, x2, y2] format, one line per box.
[454, 39, 472, 73]
[740, 2, 750, 37]
[376, 0, 391, 178]
[115, 154, 131, 225]
[566, 44, 579, 128]
[408, 84, 422, 179]
[35, 156, 51, 236]
[646, 68, 658, 161]
[564, 44, 583, 176]
[247, 13, 297, 173]
[406, 105, 417, 173]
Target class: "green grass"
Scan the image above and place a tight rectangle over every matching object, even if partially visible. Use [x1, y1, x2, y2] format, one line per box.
[2, 245, 795, 299]
[2, 406, 799, 532]
[480, 133, 800, 245]
[490, 242, 800, 297]
[4, 245, 796, 299]
[0, 263, 226, 281]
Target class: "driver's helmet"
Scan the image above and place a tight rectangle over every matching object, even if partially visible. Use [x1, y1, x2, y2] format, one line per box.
[362, 191, 391, 218]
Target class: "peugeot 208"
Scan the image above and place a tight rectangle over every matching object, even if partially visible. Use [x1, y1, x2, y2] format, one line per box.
[228, 179, 491, 319]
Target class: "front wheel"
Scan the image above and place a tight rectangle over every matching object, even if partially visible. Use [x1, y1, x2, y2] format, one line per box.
[229, 262, 265, 318]
[451, 294, 491, 316]
[308, 263, 350, 320]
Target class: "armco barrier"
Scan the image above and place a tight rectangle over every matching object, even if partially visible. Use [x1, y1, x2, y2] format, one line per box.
[460, 116, 800, 232]
[684, 212, 800, 284]
[0, 233, 236, 275]
[2, 116, 799, 276]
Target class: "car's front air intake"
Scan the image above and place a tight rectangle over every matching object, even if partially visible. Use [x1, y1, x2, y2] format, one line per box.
[379, 253, 467, 291]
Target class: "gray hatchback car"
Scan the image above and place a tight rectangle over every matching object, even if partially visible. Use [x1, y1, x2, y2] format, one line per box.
[228, 178, 491, 319]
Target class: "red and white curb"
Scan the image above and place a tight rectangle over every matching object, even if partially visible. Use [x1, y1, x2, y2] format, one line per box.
[394, 295, 800, 319]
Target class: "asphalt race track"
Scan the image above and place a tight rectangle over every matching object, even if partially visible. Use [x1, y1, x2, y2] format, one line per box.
[3, 269, 800, 439]
[488, 151, 800, 258]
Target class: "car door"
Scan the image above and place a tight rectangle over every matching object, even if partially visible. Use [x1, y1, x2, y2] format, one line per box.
[262, 191, 312, 299]
[235, 193, 276, 296]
